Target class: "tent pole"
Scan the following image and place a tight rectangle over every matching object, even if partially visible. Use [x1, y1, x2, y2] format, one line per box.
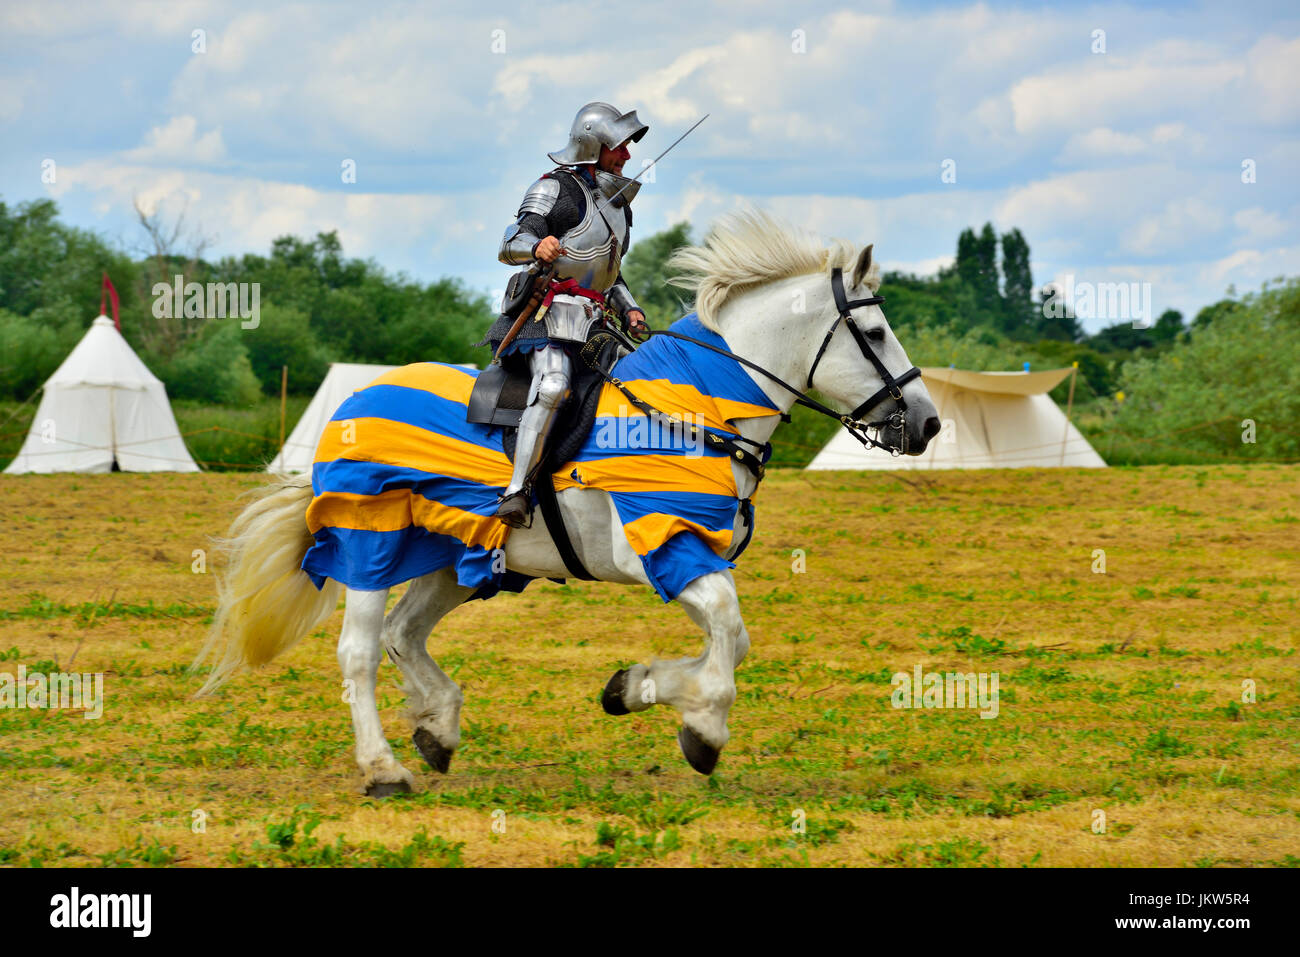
[1058, 362, 1078, 466]
[279, 365, 288, 451]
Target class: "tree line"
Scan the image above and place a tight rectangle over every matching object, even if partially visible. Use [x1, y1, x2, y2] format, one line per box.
[2, 195, 1293, 465]
[0, 197, 493, 405]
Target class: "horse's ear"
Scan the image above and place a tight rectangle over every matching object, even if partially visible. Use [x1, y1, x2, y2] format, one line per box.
[852, 244, 875, 290]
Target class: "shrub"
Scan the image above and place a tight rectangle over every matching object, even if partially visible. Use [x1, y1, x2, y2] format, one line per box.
[242, 303, 331, 396]
[0, 309, 69, 399]
[158, 322, 263, 406]
[1110, 278, 1300, 463]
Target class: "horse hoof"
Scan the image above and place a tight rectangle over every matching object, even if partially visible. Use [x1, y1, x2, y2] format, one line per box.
[677, 726, 720, 775]
[413, 727, 454, 774]
[601, 669, 630, 716]
[365, 779, 412, 798]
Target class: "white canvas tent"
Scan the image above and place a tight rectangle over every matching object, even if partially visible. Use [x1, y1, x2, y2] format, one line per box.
[807, 366, 1106, 471]
[268, 363, 398, 473]
[5, 315, 199, 474]
[270, 361, 481, 473]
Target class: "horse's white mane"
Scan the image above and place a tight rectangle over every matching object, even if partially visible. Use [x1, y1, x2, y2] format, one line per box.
[666, 206, 880, 332]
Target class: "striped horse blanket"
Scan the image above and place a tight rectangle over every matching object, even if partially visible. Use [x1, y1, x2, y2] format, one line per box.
[301, 315, 779, 602]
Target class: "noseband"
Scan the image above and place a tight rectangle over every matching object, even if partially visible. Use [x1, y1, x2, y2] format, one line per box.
[630, 267, 924, 463]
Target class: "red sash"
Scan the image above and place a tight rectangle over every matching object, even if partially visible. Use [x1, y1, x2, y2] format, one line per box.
[541, 278, 607, 310]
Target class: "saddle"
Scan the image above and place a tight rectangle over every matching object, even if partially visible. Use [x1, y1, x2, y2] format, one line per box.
[466, 333, 623, 475]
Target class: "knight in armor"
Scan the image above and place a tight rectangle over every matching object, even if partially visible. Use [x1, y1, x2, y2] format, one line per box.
[484, 102, 650, 528]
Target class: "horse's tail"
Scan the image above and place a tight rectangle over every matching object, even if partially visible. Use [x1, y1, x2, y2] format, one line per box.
[192, 476, 340, 696]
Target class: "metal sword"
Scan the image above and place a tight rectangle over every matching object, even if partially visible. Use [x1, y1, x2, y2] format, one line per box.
[590, 113, 710, 219]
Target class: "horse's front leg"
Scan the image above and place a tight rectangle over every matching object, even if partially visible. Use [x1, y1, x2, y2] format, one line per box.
[338, 588, 413, 796]
[602, 570, 750, 774]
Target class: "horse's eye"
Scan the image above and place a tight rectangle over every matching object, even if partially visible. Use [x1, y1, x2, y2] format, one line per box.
[867, 327, 886, 343]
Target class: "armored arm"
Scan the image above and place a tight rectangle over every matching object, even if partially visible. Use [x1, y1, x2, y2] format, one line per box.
[498, 176, 561, 265]
[605, 274, 643, 329]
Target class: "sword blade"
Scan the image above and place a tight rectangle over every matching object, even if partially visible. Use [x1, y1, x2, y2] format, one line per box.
[592, 113, 709, 216]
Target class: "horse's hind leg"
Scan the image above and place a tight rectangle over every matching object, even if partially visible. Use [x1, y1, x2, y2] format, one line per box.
[382, 568, 474, 774]
[338, 587, 414, 796]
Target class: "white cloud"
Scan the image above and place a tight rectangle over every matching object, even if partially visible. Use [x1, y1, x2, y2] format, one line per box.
[1232, 207, 1287, 245]
[1206, 245, 1300, 287]
[1008, 59, 1245, 136]
[52, 158, 467, 269]
[619, 46, 728, 125]
[1210, 249, 1262, 282]
[1122, 197, 1226, 256]
[1059, 127, 1148, 161]
[1055, 122, 1209, 165]
[125, 115, 225, 164]
[0, 0, 221, 39]
[886, 255, 953, 277]
[0, 74, 34, 123]
[1242, 34, 1300, 124]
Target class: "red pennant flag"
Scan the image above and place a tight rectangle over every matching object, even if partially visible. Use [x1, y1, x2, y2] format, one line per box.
[100, 272, 121, 332]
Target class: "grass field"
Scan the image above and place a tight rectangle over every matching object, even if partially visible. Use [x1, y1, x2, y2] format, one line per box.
[0, 465, 1296, 867]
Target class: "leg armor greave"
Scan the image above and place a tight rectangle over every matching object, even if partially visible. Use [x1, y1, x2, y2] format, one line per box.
[502, 345, 572, 498]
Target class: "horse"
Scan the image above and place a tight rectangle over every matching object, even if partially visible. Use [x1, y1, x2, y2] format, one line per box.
[192, 209, 940, 796]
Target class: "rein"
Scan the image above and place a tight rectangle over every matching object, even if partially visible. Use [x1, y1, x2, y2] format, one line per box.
[632, 267, 922, 458]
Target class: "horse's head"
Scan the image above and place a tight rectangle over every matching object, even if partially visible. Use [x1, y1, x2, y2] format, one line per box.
[666, 208, 940, 455]
[805, 243, 940, 455]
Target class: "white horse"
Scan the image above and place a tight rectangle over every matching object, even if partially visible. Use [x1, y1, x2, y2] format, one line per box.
[193, 209, 940, 795]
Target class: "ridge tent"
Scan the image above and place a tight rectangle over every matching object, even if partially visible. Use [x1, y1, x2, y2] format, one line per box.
[269, 361, 480, 474]
[806, 366, 1106, 471]
[5, 315, 199, 474]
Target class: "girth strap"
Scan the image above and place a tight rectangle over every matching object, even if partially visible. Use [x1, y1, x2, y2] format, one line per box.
[534, 470, 596, 581]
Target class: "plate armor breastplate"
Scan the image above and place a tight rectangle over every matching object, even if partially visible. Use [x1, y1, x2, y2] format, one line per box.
[552, 173, 629, 295]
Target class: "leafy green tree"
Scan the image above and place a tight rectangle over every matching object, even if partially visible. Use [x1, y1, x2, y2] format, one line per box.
[242, 304, 331, 395]
[1089, 322, 1156, 353]
[1033, 284, 1084, 342]
[1111, 278, 1300, 462]
[1152, 308, 1184, 342]
[0, 197, 140, 335]
[879, 270, 969, 331]
[973, 223, 1000, 303]
[999, 228, 1034, 337]
[158, 322, 262, 405]
[1192, 297, 1241, 330]
[387, 280, 494, 367]
[955, 228, 979, 294]
[0, 309, 72, 398]
[898, 320, 1019, 370]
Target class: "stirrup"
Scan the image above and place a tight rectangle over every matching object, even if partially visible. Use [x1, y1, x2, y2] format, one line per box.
[495, 489, 533, 529]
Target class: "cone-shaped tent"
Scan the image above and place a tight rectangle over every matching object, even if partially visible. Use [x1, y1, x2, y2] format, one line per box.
[5, 316, 199, 473]
[806, 367, 1106, 470]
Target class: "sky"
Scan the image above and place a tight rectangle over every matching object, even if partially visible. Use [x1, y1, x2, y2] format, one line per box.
[2, 0, 1298, 332]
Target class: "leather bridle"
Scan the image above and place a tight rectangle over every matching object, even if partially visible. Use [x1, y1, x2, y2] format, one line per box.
[636, 266, 923, 460]
[806, 268, 923, 444]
